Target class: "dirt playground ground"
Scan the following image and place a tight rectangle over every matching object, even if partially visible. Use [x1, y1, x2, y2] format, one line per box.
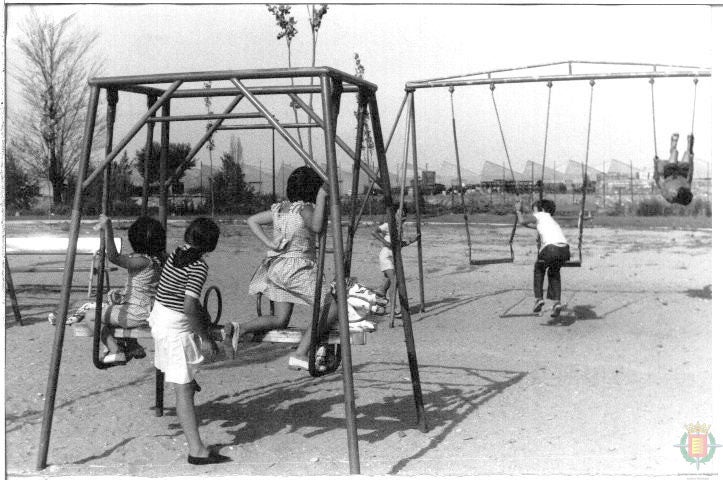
[3, 217, 714, 478]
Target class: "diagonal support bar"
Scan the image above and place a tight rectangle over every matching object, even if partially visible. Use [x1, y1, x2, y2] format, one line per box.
[165, 94, 245, 187]
[288, 93, 380, 187]
[230, 78, 329, 184]
[82, 80, 182, 189]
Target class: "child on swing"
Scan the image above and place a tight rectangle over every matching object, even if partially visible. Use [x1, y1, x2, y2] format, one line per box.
[224, 166, 340, 371]
[654, 133, 694, 206]
[515, 198, 570, 318]
[148, 217, 228, 465]
[52, 215, 166, 364]
[371, 205, 419, 315]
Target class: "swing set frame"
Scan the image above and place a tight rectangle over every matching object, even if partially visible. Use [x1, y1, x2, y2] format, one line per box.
[385, 60, 709, 282]
[36, 67, 428, 475]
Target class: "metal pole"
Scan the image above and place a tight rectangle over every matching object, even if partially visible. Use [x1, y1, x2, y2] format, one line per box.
[384, 92, 410, 152]
[321, 75, 361, 475]
[231, 79, 328, 184]
[155, 100, 171, 416]
[344, 97, 367, 277]
[368, 92, 428, 432]
[141, 95, 157, 215]
[5, 258, 23, 325]
[449, 87, 473, 264]
[406, 69, 710, 90]
[159, 102, 170, 232]
[37, 85, 100, 470]
[92, 89, 118, 370]
[82, 80, 182, 189]
[288, 93, 379, 186]
[272, 129, 276, 200]
[408, 91, 425, 312]
[165, 95, 245, 187]
[388, 98, 412, 327]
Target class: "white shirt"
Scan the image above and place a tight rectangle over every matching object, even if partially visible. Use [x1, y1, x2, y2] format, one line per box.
[378, 222, 391, 244]
[533, 211, 568, 248]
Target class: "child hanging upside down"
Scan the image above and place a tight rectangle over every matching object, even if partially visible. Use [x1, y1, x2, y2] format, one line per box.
[653, 133, 695, 206]
[515, 199, 570, 318]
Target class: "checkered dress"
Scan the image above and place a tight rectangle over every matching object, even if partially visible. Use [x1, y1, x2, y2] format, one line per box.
[248, 201, 330, 306]
[106, 253, 163, 328]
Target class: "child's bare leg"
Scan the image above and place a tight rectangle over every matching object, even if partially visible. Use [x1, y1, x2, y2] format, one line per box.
[175, 382, 208, 458]
[224, 302, 294, 348]
[375, 271, 393, 297]
[295, 300, 337, 359]
[87, 308, 121, 355]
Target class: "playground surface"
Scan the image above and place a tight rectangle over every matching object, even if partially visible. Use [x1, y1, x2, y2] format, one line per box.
[4, 218, 713, 477]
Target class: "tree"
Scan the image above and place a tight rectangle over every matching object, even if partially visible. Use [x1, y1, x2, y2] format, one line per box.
[211, 152, 257, 213]
[305, 5, 329, 158]
[10, 10, 104, 206]
[267, 4, 303, 148]
[133, 142, 197, 192]
[4, 149, 40, 212]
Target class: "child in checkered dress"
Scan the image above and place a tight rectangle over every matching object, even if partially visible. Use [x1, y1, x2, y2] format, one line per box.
[225, 166, 335, 370]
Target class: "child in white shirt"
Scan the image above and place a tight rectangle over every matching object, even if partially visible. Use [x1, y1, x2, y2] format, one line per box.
[515, 199, 570, 317]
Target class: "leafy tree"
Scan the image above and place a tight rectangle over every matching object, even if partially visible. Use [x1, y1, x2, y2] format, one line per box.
[267, 4, 303, 147]
[210, 152, 256, 213]
[10, 10, 104, 206]
[304, 4, 329, 157]
[133, 142, 197, 191]
[4, 149, 40, 212]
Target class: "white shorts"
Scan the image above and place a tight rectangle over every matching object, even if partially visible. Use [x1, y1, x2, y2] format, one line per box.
[148, 302, 204, 384]
[379, 247, 394, 272]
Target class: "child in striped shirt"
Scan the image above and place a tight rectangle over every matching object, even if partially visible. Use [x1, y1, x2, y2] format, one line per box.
[148, 217, 229, 465]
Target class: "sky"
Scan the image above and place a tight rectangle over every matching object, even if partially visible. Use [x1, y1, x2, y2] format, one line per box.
[3, 3, 719, 190]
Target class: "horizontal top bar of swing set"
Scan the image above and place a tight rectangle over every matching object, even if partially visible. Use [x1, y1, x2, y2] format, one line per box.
[405, 70, 711, 90]
[117, 84, 362, 98]
[408, 59, 710, 84]
[88, 67, 377, 91]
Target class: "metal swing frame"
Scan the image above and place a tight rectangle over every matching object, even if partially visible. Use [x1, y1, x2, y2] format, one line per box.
[397, 60, 710, 274]
[36, 67, 428, 474]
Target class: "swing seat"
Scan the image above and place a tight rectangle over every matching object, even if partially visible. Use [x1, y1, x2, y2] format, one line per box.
[470, 257, 513, 266]
[562, 260, 581, 268]
[252, 326, 367, 345]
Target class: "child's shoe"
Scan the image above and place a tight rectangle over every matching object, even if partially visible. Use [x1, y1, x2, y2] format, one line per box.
[374, 294, 389, 307]
[102, 352, 127, 364]
[532, 299, 545, 313]
[48, 313, 57, 325]
[288, 355, 309, 371]
[550, 303, 563, 318]
[125, 342, 147, 360]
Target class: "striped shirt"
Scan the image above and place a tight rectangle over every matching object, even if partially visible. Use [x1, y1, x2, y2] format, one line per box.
[155, 247, 208, 314]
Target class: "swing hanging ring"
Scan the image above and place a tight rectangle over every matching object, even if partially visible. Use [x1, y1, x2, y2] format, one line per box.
[489, 83, 496, 92]
[449, 86, 455, 94]
[649, 78, 655, 85]
[589, 80, 595, 87]
[546, 81, 553, 89]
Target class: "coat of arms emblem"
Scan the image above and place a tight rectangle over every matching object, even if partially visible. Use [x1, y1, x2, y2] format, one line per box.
[674, 422, 721, 469]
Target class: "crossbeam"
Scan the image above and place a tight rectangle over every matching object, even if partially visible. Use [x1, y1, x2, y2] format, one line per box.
[407, 69, 711, 90]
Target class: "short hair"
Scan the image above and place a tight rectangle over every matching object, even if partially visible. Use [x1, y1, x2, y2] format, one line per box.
[128, 216, 166, 259]
[676, 187, 694, 206]
[286, 166, 325, 203]
[184, 217, 220, 253]
[533, 199, 557, 215]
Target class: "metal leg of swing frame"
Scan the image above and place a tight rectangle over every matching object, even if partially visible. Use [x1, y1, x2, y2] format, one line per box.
[5, 258, 23, 326]
[155, 369, 164, 417]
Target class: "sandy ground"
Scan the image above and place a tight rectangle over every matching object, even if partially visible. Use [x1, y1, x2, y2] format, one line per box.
[4, 218, 714, 478]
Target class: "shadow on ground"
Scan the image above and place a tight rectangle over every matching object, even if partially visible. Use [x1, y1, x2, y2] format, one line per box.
[186, 362, 526, 474]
